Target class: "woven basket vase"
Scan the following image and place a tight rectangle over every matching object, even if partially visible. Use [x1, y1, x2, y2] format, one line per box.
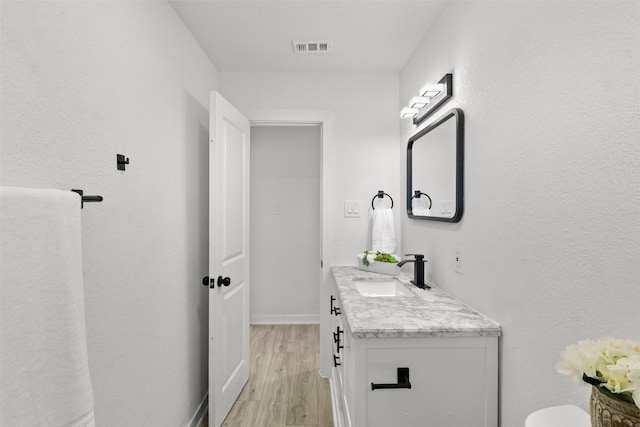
[590, 386, 640, 427]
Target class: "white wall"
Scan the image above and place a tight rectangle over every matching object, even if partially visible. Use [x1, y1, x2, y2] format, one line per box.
[219, 72, 401, 265]
[1, 2, 216, 425]
[400, 2, 640, 426]
[250, 125, 321, 324]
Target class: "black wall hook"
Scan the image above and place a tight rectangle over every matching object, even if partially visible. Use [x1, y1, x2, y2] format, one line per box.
[117, 154, 130, 171]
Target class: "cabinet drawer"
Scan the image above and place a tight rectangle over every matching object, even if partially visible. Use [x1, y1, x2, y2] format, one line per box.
[364, 345, 489, 427]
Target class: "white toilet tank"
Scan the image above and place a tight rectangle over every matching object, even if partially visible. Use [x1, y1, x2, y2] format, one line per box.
[525, 405, 591, 427]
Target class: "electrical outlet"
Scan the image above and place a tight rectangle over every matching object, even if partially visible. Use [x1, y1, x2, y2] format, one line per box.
[453, 246, 464, 274]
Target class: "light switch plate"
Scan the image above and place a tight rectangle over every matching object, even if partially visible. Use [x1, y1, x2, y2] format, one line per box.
[344, 201, 360, 218]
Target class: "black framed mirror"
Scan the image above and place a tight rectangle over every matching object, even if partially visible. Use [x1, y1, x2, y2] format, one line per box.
[407, 108, 464, 222]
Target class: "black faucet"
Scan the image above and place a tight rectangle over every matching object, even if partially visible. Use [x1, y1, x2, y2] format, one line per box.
[397, 254, 431, 290]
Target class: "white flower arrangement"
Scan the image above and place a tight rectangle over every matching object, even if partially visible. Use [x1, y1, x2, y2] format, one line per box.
[557, 337, 640, 409]
[357, 251, 377, 266]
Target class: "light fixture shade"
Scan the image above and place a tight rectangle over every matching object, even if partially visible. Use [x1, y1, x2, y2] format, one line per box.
[414, 73, 453, 125]
[409, 96, 431, 109]
[420, 83, 444, 97]
[401, 107, 419, 118]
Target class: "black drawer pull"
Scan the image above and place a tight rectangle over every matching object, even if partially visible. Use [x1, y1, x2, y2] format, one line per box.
[371, 367, 412, 391]
[333, 354, 341, 367]
[330, 296, 341, 316]
[334, 327, 344, 353]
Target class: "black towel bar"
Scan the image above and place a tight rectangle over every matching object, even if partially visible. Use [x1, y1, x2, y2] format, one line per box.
[71, 189, 103, 209]
[371, 190, 394, 210]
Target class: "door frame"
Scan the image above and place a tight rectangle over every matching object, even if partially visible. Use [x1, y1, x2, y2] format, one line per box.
[249, 109, 336, 379]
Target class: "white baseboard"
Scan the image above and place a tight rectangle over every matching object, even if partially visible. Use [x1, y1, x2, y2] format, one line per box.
[186, 393, 208, 427]
[251, 314, 319, 324]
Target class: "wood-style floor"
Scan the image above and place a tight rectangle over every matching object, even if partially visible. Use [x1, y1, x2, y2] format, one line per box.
[204, 324, 333, 427]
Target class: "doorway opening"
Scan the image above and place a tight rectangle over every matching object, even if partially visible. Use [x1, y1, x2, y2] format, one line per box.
[249, 124, 321, 324]
[247, 109, 335, 378]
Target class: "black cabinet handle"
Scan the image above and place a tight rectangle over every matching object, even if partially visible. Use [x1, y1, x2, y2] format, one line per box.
[330, 295, 341, 316]
[333, 327, 344, 353]
[333, 354, 341, 367]
[371, 368, 412, 391]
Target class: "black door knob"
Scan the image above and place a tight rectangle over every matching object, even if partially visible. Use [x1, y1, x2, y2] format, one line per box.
[202, 276, 209, 286]
[217, 276, 231, 287]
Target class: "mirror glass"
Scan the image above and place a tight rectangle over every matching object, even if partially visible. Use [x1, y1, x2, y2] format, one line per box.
[406, 108, 464, 222]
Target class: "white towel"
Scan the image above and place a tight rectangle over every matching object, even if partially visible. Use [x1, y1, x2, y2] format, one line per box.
[371, 207, 396, 254]
[0, 187, 95, 427]
[412, 208, 431, 216]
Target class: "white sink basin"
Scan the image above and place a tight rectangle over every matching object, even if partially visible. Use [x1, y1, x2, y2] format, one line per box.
[353, 278, 415, 297]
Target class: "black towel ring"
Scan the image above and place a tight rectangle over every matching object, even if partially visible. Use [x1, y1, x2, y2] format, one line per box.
[411, 191, 432, 209]
[371, 191, 394, 210]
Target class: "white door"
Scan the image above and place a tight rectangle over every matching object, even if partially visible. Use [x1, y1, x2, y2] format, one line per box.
[208, 91, 250, 427]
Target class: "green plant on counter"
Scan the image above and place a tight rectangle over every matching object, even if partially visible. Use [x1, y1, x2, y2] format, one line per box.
[362, 250, 370, 266]
[374, 252, 397, 263]
[361, 250, 397, 266]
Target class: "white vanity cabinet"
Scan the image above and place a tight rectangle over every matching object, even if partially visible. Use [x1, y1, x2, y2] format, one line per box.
[326, 268, 501, 427]
[328, 279, 354, 426]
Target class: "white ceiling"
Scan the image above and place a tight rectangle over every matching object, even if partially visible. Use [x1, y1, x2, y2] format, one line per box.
[169, 0, 445, 73]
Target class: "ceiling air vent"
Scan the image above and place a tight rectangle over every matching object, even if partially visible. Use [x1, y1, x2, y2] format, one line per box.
[292, 40, 333, 54]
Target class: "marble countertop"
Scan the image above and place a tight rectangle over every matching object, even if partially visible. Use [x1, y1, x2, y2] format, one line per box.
[331, 266, 502, 339]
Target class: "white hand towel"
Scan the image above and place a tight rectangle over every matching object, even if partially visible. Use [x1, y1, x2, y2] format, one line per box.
[412, 208, 431, 216]
[1, 187, 95, 427]
[371, 207, 396, 254]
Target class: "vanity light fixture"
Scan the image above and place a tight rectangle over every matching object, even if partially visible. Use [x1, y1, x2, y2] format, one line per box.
[400, 73, 453, 124]
[400, 107, 420, 118]
[409, 97, 431, 109]
[420, 83, 444, 97]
